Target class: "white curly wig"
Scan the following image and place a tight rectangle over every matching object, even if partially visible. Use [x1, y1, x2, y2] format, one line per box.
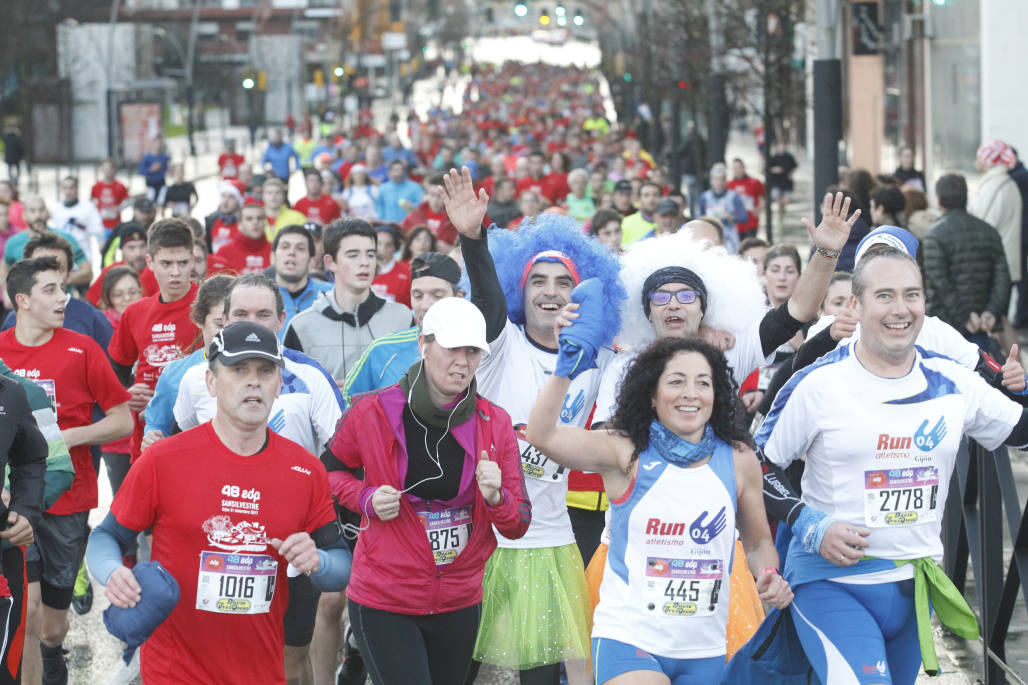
[615, 232, 768, 350]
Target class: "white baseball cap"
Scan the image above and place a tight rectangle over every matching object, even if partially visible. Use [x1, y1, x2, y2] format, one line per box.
[421, 297, 490, 354]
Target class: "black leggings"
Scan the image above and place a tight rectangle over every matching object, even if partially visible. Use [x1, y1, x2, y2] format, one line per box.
[464, 660, 561, 685]
[348, 599, 481, 685]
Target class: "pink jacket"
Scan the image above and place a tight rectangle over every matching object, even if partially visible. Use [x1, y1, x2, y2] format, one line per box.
[324, 385, 530, 614]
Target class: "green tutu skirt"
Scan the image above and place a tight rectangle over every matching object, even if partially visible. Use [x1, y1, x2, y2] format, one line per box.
[474, 544, 591, 669]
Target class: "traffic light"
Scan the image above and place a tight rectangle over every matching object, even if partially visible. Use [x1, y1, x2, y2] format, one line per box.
[333, 65, 345, 79]
[623, 73, 632, 82]
[555, 4, 566, 16]
[389, 0, 401, 22]
[573, 9, 584, 25]
[314, 69, 324, 88]
[485, 6, 494, 22]
[257, 70, 266, 91]
[514, 3, 528, 17]
[677, 80, 689, 89]
[242, 69, 255, 90]
[539, 9, 550, 25]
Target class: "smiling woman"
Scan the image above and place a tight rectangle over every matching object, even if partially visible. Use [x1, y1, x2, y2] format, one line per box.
[526, 335, 793, 684]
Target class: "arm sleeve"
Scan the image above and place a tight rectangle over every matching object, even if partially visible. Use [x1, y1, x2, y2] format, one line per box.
[758, 302, 807, 357]
[321, 408, 376, 517]
[86, 511, 142, 585]
[144, 364, 179, 435]
[7, 386, 47, 531]
[107, 309, 139, 369]
[792, 325, 838, 371]
[481, 416, 532, 540]
[461, 229, 508, 342]
[171, 376, 199, 431]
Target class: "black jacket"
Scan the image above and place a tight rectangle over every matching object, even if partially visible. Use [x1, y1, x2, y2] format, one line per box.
[923, 208, 1011, 328]
[0, 376, 47, 532]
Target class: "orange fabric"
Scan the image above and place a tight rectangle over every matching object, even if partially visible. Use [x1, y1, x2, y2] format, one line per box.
[583, 539, 765, 662]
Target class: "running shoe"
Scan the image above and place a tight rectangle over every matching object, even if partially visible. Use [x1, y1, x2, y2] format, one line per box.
[336, 625, 367, 685]
[40, 642, 68, 685]
[70, 562, 92, 615]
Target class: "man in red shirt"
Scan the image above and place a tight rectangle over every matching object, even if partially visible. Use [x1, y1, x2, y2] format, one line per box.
[727, 158, 766, 240]
[371, 224, 411, 307]
[108, 219, 199, 462]
[86, 223, 155, 306]
[0, 257, 132, 683]
[87, 322, 349, 685]
[205, 183, 243, 254]
[90, 158, 128, 235]
[514, 149, 555, 204]
[217, 139, 245, 180]
[293, 170, 342, 226]
[401, 173, 457, 252]
[209, 203, 271, 275]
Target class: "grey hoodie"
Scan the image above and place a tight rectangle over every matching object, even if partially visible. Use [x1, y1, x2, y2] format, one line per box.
[282, 289, 412, 380]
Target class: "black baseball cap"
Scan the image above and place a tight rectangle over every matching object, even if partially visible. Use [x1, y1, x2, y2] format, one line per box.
[132, 197, 156, 214]
[117, 221, 148, 244]
[411, 252, 461, 285]
[656, 199, 679, 216]
[614, 179, 632, 193]
[207, 322, 284, 368]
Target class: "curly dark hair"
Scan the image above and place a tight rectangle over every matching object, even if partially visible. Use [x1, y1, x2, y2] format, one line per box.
[609, 337, 750, 461]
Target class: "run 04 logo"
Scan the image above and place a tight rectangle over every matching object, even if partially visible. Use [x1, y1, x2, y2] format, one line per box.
[875, 416, 947, 462]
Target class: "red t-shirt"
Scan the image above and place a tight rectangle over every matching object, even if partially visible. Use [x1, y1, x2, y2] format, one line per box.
[85, 262, 155, 306]
[515, 176, 555, 204]
[0, 328, 130, 514]
[401, 203, 457, 245]
[208, 235, 271, 275]
[294, 195, 341, 226]
[108, 283, 199, 459]
[371, 260, 412, 307]
[90, 180, 129, 230]
[727, 176, 766, 234]
[209, 218, 241, 254]
[218, 153, 245, 179]
[111, 423, 336, 685]
[544, 172, 570, 204]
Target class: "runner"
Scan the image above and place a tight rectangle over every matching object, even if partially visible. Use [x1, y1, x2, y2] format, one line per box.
[0, 257, 133, 685]
[527, 329, 792, 684]
[107, 219, 199, 462]
[0, 357, 51, 685]
[443, 167, 626, 685]
[323, 296, 530, 684]
[738, 245, 1028, 684]
[87, 321, 351, 684]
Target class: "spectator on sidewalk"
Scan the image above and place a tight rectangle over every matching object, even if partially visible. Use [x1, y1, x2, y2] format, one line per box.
[902, 186, 939, 241]
[137, 138, 169, 202]
[767, 142, 798, 228]
[376, 160, 423, 223]
[90, 158, 129, 236]
[0, 180, 25, 231]
[870, 185, 907, 229]
[893, 146, 926, 191]
[1010, 149, 1028, 329]
[2, 126, 25, 187]
[924, 173, 1011, 350]
[699, 163, 748, 253]
[674, 121, 705, 216]
[261, 129, 300, 182]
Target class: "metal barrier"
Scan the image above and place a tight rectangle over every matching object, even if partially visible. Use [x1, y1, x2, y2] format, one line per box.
[942, 439, 1028, 684]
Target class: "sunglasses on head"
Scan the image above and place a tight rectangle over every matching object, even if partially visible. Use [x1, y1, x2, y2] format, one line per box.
[649, 289, 699, 306]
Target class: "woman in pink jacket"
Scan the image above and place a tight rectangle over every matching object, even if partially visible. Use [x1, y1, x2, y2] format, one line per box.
[323, 297, 531, 684]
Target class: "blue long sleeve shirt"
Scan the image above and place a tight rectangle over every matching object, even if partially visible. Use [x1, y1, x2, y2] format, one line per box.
[262, 142, 301, 180]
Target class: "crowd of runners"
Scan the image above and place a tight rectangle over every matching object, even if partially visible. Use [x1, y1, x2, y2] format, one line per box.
[0, 58, 1026, 685]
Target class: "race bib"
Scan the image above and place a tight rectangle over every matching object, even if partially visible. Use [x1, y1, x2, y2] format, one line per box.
[643, 557, 724, 618]
[864, 467, 940, 527]
[196, 551, 277, 614]
[417, 505, 472, 566]
[32, 379, 57, 418]
[518, 439, 567, 482]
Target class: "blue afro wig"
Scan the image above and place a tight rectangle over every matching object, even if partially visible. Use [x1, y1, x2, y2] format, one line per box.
[487, 214, 626, 345]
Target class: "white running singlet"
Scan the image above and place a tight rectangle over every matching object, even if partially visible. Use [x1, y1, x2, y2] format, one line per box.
[592, 438, 737, 659]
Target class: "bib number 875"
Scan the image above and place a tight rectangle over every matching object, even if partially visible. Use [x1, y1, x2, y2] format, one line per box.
[428, 528, 461, 552]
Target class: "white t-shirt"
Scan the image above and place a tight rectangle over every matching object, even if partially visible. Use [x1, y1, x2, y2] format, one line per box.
[594, 316, 772, 425]
[761, 342, 1020, 565]
[807, 314, 981, 370]
[476, 319, 616, 549]
[174, 353, 342, 455]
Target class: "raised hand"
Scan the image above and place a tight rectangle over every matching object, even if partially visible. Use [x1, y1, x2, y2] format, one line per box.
[802, 192, 861, 255]
[829, 306, 858, 341]
[441, 167, 489, 240]
[1002, 344, 1026, 392]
